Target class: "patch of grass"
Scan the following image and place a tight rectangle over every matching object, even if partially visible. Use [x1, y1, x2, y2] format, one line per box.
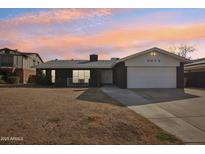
[156, 133, 177, 142]
[47, 117, 61, 123]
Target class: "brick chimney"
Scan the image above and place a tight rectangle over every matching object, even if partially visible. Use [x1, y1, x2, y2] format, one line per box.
[90, 54, 98, 61]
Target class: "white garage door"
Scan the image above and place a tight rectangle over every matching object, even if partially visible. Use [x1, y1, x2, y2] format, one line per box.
[127, 67, 176, 88]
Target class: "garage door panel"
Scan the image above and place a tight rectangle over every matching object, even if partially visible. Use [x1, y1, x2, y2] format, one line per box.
[127, 67, 176, 88]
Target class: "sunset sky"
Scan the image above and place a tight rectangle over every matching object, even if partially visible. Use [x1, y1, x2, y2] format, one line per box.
[0, 8, 205, 61]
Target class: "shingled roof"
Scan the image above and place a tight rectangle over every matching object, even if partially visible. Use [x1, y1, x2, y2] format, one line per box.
[36, 60, 116, 69]
[0, 48, 44, 62]
[185, 58, 205, 71]
[35, 47, 193, 69]
[118, 47, 190, 63]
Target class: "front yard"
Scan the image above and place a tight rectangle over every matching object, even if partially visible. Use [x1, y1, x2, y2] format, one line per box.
[0, 87, 182, 144]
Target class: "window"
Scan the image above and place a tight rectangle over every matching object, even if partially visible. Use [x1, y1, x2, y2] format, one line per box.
[5, 50, 10, 54]
[150, 51, 157, 56]
[73, 70, 79, 83]
[42, 70, 46, 75]
[33, 60, 36, 66]
[1, 55, 13, 66]
[84, 70, 90, 83]
[72, 70, 90, 83]
[51, 70, 55, 83]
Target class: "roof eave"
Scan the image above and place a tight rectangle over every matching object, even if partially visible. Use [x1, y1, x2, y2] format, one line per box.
[36, 67, 113, 69]
[118, 47, 191, 63]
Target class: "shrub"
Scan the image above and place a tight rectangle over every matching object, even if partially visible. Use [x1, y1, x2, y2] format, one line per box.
[7, 76, 20, 84]
[0, 75, 7, 84]
[0, 75, 5, 80]
[36, 74, 51, 85]
[156, 133, 177, 142]
[0, 79, 6, 84]
[28, 75, 36, 83]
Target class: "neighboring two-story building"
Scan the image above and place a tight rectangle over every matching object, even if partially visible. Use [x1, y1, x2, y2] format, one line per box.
[0, 48, 43, 83]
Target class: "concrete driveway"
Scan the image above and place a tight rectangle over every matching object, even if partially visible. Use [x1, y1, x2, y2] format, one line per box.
[102, 86, 205, 144]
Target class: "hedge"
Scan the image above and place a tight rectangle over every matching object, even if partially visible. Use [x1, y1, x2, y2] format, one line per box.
[36, 74, 51, 85]
[7, 76, 20, 84]
[0, 75, 5, 80]
[0, 79, 6, 84]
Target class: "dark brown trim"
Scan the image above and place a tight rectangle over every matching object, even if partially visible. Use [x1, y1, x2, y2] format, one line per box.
[177, 62, 184, 88]
[46, 69, 52, 83]
[89, 69, 101, 87]
[113, 62, 127, 89]
[55, 69, 72, 87]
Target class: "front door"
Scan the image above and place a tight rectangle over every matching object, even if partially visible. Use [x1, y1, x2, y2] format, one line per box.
[100, 70, 113, 85]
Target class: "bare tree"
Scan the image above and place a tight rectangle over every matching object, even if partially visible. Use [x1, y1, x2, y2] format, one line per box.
[168, 45, 196, 59]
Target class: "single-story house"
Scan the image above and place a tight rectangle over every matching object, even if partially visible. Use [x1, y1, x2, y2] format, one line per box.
[185, 58, 205, 88]
[36, 47, 189, 88]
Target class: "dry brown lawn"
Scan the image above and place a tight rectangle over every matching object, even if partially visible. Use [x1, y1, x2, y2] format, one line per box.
[0, 87, 182, 144]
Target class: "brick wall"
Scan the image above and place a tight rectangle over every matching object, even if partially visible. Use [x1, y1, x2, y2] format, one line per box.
[14, 69, 24, 83]
[23, 69, 36, 83]
[15, 68, 36, 83]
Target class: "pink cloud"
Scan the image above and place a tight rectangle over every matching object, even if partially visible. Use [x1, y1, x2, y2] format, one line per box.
[1, 9, 205, 60]
[10, 24, 205, 59]
[0, 9, 117, 26]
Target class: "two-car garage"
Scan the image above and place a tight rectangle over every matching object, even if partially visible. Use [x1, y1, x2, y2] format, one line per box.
[127, 67, 176, 88]
[115, 47, 188, 89]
